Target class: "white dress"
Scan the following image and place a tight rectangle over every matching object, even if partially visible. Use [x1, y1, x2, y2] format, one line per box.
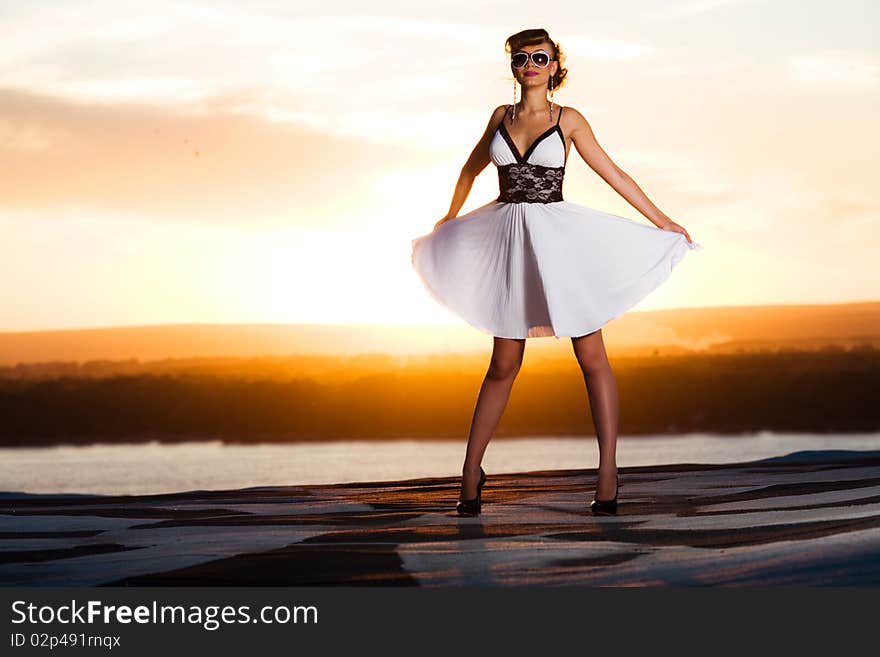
[410, 105, 703, 339]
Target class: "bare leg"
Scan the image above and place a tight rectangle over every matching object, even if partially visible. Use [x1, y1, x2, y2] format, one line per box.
[459, 336, 526, 501]
[571, 329, 619, 500]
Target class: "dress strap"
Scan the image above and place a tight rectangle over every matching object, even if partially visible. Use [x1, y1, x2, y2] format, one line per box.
[555, 105, 563, 125]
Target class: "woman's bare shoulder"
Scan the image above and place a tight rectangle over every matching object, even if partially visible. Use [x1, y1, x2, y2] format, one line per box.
[559, 105, 593, 136]
[560, 105, 588, 124]
[480, 104, 510, 133]
[492, 103, 510, 122]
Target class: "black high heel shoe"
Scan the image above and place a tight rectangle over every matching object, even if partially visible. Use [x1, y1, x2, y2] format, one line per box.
[456, 466, 486, 516]
[589, 473, 619, 516]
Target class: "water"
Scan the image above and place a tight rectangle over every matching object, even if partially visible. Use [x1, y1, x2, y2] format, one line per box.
[1, 432, 878, 496]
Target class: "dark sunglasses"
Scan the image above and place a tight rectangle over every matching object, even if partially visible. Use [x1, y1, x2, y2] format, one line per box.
[511, 49, 554, 69]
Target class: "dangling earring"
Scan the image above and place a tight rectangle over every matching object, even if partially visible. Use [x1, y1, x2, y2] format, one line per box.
[548, 74, 555, 120]
[512, 77, 517, 123]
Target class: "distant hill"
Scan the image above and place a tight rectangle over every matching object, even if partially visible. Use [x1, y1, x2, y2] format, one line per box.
[0, 301, 878, 366]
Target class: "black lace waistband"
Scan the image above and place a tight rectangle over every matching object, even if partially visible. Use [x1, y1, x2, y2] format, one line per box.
[496, 163, 564, 203]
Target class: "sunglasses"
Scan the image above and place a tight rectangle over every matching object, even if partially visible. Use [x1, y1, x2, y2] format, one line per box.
[511, 49, 554, 69]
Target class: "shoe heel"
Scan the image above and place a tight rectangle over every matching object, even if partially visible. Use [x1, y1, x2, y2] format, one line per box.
[589, 473, 619, 516]
[456, 466, 486, 516]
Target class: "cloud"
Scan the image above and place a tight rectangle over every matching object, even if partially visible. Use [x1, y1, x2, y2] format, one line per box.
[642, 0, 759, 20]
[0, 87, 414, 225]
[0, 4, 499, 108]
[616, 148, 735, 200]
[647, 53, 756, 78]
[555, 35, 652, 60]
[786, 50, 879, 91]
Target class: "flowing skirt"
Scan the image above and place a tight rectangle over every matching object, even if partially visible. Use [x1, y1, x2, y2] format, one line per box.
[411, 199, 703, 339]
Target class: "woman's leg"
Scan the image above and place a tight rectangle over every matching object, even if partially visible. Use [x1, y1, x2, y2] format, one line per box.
[459, 336, 526, 501]
[571, 329, 619, 499]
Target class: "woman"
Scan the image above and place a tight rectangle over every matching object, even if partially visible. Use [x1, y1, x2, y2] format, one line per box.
[410, 28, 702, 517]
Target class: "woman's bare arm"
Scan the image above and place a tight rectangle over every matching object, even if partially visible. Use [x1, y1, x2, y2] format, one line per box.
[567, 108, 693, 243]
[435, 105, 508, 229]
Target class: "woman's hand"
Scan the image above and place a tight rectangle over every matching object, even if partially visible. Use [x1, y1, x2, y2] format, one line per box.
[434, 215, 454, 230]
[659, 218, 693, 244]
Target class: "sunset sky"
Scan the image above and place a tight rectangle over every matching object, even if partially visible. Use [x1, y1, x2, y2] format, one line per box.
[1, 1, 877, 332]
